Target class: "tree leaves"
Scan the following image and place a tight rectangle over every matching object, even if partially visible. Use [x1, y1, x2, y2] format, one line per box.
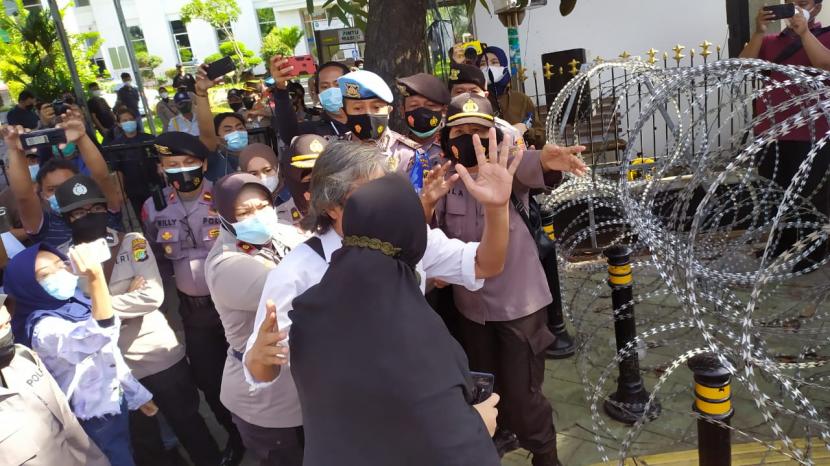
[180, 0, 241, 28]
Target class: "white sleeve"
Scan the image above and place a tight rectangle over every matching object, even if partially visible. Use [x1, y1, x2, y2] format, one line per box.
[113, 342, 153, 410]
[422, 227, 484, 292]
[242, 250, 308, 389]
[32, 316, 119, 365]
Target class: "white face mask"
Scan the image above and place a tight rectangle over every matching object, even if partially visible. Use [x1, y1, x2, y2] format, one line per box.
[483, 65, 506, 85]
[160, 92, 169, 99]
[263, 175, 279, 193]
[92, 90, 103, 97]
[788, 6, 811, 27]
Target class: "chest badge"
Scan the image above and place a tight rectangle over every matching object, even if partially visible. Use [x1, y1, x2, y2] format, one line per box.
[132, 238, 148, 262]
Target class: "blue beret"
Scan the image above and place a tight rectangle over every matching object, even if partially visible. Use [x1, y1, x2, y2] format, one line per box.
[338, 70, 394, 103]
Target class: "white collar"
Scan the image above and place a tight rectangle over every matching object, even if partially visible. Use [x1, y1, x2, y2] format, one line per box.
[317, 228, 343, 263]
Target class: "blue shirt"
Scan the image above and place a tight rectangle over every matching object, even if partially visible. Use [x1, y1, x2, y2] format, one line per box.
[205, 149, 239, 182]
[29, 209, 123, 249]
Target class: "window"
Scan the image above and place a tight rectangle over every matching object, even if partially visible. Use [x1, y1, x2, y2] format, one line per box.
[170, 20, 193, 63]
[128, 25, 147, 54]
[257, 7, 276, 38]
[216, 23, 231, 44]
[76, 0, 91, 6]
[22, 0, 42, 12]
[107, 46, 129, 69]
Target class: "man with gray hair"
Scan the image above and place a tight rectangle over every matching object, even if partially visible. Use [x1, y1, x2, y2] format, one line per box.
[241, 137, 522, 454]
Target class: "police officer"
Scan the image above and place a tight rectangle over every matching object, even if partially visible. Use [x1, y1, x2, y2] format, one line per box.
[338, 69, 395, 143]
[141, 132, 245, 466]
[0, 302, 110, 466]
[379, 73, 451, 192]
[281, 134, 328, 219]
[56, 174, 222, 466]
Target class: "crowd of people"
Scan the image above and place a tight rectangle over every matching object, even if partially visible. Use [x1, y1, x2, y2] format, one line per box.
[5, 2, 826, 460]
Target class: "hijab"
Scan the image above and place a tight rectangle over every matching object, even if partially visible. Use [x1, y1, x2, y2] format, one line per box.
[238, 143, 279, 173]
[289, 174, 499, 466]
[5, 243, 91, 347]
[479, 46, 511, 97]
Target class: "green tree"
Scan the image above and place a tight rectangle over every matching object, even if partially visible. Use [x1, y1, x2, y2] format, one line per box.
[260, 25, 304, 63]
[205, 41, 262, 73]
[0, 0, 104, 100]
[181, 0, 247, 79]
[136, 51, 163, 82]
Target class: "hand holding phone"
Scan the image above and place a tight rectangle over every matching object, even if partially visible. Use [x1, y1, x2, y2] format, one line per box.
[470, 371, 495, 404]
[69, 238, 111, 276]
[19, 128, 67, 150]
[763, 3, 795, 20]
[206, 56, 237, 81]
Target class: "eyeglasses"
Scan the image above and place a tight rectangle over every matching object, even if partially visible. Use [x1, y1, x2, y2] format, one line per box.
[68, 204, 107, 222]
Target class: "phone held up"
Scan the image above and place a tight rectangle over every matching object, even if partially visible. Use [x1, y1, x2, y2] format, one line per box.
[470, 371, 495, 405]
[20, 128, 67, 151]
[69, 238, 111, 275]
[206, 56, 237, 81]
[763, 3, 796, 20]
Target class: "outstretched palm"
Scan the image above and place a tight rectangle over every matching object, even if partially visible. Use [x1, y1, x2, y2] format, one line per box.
[456, 129, 524, 208]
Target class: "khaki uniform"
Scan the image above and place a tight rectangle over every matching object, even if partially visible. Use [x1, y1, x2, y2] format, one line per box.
[0, 346, 109, 466]
[379, 129, 443, 175]
[497, 90, 546, 147]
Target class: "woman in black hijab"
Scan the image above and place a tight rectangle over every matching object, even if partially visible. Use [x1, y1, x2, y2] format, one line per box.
[289, 174, 500, 466]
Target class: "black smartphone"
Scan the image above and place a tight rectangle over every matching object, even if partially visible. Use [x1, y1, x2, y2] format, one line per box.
[470, 371, 495, 404]
[206, 56, 236, 81]
[52, 99, 68, 116]
[20, 128, 67, 150]
[763, 3, 796, 20]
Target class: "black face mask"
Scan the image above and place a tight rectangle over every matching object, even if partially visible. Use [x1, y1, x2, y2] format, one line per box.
[178, 103, 193, 114]
[446, 134, 490, 168]
[0, 328, 14, 368]
[405, 108, 443, 137]
[230, 102, 244, 112]
[70, 211, 110, 245]
[166, 167, 204, 193]
[243, 97, 256, 110]
[347, 113, 389, 140]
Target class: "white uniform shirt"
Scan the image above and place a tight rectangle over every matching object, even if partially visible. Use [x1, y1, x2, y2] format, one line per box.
[167, 114, 200, 136]
[31, 315, 152, 420]
[240, 226, 482, 427]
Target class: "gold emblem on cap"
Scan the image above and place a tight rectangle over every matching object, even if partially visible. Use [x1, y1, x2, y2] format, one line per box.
[462, 98, 479, 113]
[309, 139, 324, 153]
[154, 144, 173, 155]
[345, 83, 361, 98]
[449, 69, 460, 81]
[396, 84, 410, 97]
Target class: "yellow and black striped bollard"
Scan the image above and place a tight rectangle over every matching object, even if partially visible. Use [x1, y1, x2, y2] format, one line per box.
[688, 353, 733, 466]
[541, 208, 576, 359]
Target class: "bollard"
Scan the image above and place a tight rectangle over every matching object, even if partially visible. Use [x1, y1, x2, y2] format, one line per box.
[540, 209, 576, 359]
[603, 245, 661, 424]
[688, 353, 733, 466]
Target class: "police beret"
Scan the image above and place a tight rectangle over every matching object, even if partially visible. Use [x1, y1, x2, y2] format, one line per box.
[396, 73, 451, 105]
[288, 134, 328, 169]
[446, 93, 495, 128]
[55, 175, 106, 213]
[174, 90, 191, 103]
[448, 63, 486, 91]
[338, 70, 394, 103]
[154, 131, 211, 160]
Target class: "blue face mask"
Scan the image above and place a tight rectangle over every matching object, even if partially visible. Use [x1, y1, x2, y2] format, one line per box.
[52, 142, 76, 158]
[319, 87, 343, 113]
[121, 120, 138, 133]
[224, 131, 249, 152]
[47, 194, 60, 212]
[232, 207, 278, 245]
[28, 164, 40, 181]
[38, 269, 79, 301]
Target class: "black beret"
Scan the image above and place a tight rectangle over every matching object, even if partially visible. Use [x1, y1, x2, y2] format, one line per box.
[396, 73, 451, 105]
[448, 63, 486, 91]
[154, 132, 210, 160]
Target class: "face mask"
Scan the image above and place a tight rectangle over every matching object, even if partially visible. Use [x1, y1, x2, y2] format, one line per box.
[447, 134, 490, 168]
[0, 327, 15, 368]
[178, 102, 193, 114]
[232, 207, 278, 245]
[25, 103, 35, 111]
[29, 164, 40, 181]
[224, 131, 249, 152]
[92, 90, 103, 97]
[165, 165, 204, 193]
[47, 194, 60, 212]
[319, 87, 343, 113]
[38, 268, 79, 301]
[230, 102, 244, 112]
[263, 175, 279, 193]
[347, 113, 389, 140]
[52, 142, 76, 158]
[121, 120, 138, 133]
[69, 211, 109, 245]
[160, 92, 169, 99]
[406, 108, 443, 138]
[243, 97, 256, 110]
[484, 66, 507, 86]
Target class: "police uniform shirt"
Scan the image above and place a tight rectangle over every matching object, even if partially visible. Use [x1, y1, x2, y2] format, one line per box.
[204, 223, 307, 429]
[0, 346, 109, 466]
[167, 114, 200, 136]
[378, 130, 444, 175]
[240, 226, 484, 426]
[275, 197, 304, 225]
[141, 181, 221, 297]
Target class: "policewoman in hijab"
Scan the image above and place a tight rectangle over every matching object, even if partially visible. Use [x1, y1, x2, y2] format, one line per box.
[55, 174, 222, 466]
[4, 241, 157, 466]
[239, 142, 280, 199]
[290, 174, 501, 466]
[477, 46, 546, 147]
[0, 301, 110, 466]
[204, 172, 307, 466]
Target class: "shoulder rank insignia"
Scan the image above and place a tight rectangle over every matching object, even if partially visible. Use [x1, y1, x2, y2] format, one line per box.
[208, 228, 220, 239]
[291, 208, 301, 221]
[131, 238, 148, 262]
[168, 191, 176, 202]
[237, 241, 256, 255]
[202, 191, 213, 202]
[386, 154, 399, 171]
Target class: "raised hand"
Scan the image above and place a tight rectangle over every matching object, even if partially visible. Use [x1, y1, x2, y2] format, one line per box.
[68, 242, 105, 280]
[57, 109, 87, 144]
[195, 63, 221, 96]
[756, 7, 776, 35]
[421, 161, 459, 207]
[540, 142, 588, 176]
[455, 128, 523, 208]
[268, 55, 295, 91]
[0, 125, 26, 152]
[247, 299, 289, 382]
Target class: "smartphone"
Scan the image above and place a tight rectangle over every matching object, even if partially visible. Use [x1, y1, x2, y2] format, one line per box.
[69, 237, 112, 274]
[20, 128, 67, 150]
[206, 56, 236, 81]
[52, 99, 69, 116]
[286, 56, 316, 77]
[764, 3, 796, 20]
[470, 371, 495, 404]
